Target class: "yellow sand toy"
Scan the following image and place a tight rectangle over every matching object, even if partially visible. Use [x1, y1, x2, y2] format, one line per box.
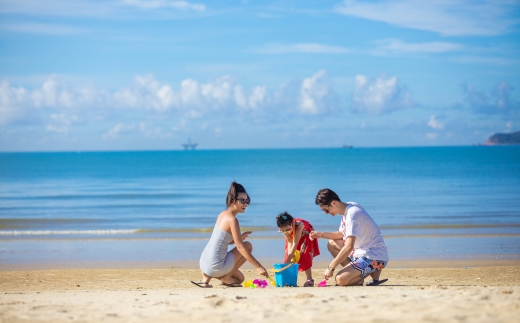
[291, 250, 300, 263]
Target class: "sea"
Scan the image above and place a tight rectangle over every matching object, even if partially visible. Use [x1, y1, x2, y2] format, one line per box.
[1, 146, 520, 268]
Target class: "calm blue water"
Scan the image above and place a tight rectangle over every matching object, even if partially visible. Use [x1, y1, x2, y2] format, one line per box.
[1, 146, 520, 266]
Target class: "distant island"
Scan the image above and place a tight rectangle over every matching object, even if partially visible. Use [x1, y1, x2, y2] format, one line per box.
[480, 130, 520, 146]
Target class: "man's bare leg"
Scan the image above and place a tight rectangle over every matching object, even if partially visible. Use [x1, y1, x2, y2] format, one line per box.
[327, 239, 350, 267]
[335, 265, 364, 286]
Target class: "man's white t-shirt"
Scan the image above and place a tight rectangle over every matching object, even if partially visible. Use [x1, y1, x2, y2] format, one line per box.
[339, 202, 389, 261]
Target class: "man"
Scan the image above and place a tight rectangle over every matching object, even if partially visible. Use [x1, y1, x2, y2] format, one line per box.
[310, 188, 389, 286]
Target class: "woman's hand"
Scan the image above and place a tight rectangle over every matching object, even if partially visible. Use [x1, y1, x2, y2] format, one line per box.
[256, 265, 268, 277]
[241, 231, 252, 241]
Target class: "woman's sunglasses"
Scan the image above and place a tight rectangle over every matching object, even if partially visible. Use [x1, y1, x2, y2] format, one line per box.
[236, 198, 250, 204]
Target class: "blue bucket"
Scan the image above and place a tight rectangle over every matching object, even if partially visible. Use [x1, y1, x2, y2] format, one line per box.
[273, 263, 299, 287]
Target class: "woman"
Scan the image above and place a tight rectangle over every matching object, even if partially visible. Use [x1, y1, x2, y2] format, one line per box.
[191, 182, 268, 288]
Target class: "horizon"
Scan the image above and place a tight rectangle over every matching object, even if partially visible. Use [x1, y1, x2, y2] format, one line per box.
[2, 143, 519, 154]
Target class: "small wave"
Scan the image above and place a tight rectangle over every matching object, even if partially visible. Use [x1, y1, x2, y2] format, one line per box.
[0, 229, 138, 236]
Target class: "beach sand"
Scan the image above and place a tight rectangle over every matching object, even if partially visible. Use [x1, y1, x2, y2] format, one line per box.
[1, 261, 519, 323]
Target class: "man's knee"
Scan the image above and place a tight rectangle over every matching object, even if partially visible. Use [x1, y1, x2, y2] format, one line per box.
[327, 239, 341, 252]
[335, 272, 363, 286]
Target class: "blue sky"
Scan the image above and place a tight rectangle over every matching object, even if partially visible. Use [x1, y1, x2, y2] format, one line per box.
[1, 0, 519, 151]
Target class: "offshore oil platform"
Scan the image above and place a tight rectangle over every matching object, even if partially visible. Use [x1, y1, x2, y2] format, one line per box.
[182, 138, 197, 150]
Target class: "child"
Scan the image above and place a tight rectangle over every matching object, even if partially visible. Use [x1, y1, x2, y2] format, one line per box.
[276, 212, 320, 287]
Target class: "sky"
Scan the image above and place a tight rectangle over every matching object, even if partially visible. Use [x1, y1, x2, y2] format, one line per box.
[1, 0, 519, 151]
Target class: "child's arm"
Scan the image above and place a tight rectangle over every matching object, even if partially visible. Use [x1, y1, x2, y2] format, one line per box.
[286, 222, 304, 261]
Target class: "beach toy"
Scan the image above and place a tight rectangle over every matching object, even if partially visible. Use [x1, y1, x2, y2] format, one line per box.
[243, 279, 268, 288]
[253, 279, 268, 288]
[317, 280, 327, 287]
[267, 276, 276, 286]
[291, 250, 301, 263]
[271, 263, 299, 287]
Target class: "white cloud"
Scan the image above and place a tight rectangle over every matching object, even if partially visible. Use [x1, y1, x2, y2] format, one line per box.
[335, 0, 520, 36]
[102, 123, 135, 139]
[0, 22, 85, 35]
[0, 80, 30, 125]
[248, 86, 268, 110]
[140, 122, 171, 139]
[427, 115, 444, 130]
[453, 56, 520, 66]
[253, 43, 350, 54]
[462, 81, 518, 115]
[375, 39, 463, 54]
[0, 71, 342, 130]
[123, 0, 205, 12]
[426, 132, 438, 139]
[0, 0, 206, 17]
[299, 70, 330, 114]
[351, 74, 411, 115]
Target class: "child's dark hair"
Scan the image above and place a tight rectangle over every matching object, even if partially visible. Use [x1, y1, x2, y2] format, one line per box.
[226, 182, 249, 207]
[276, 211, 294, 227]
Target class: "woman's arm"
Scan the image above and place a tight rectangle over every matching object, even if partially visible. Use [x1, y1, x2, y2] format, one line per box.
[229, 217, 263, 269]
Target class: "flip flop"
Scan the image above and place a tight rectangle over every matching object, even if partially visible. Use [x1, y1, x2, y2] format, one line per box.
[221, 282, 243, 288]
[365, 278, 388, 286]
[190, 281, 213, 288]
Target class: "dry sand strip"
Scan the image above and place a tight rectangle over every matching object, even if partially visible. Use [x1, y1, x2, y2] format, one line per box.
[1, 266, 519, 323]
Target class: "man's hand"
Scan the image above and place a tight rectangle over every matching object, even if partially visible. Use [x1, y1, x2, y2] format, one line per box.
[324, 267, 334, 280]
[309, 231, 321, 240]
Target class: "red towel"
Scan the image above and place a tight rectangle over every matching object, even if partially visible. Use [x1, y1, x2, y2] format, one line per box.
[283, 218, 320, 272]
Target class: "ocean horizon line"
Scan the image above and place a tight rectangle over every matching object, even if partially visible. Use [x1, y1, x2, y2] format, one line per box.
[0, 144, 508, 154]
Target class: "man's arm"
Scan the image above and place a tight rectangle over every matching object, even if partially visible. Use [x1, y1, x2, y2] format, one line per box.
[309, 230, 343, 240]
[324, 236, 355, 279]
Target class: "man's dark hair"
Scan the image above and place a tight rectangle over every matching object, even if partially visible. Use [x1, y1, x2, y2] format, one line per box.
[315, 188, 341, 206]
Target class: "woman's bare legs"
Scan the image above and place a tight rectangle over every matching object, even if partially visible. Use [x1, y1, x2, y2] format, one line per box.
[219, 241, 253, 285]
[200, 272, 212, 284]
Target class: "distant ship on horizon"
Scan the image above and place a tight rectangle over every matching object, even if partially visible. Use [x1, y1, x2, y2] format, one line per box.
[182, 138, 197, 150]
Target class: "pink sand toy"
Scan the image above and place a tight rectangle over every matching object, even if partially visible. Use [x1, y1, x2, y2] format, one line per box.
[243, 279, 268, 288]
[253, 279, 268, 288]
[317, 279, 327, 287]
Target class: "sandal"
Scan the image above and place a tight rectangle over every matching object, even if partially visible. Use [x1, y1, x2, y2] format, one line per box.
[221, 282, 243, 288]
[190, 281, 213, 288]
[365, 278, 388, 286]
[303, 279, 314, 287]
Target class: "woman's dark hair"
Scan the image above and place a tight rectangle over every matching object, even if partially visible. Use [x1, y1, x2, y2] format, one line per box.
[276, 211, 294, 227]
[315, 188, 341, 206]
[226, 182, 249, 207]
